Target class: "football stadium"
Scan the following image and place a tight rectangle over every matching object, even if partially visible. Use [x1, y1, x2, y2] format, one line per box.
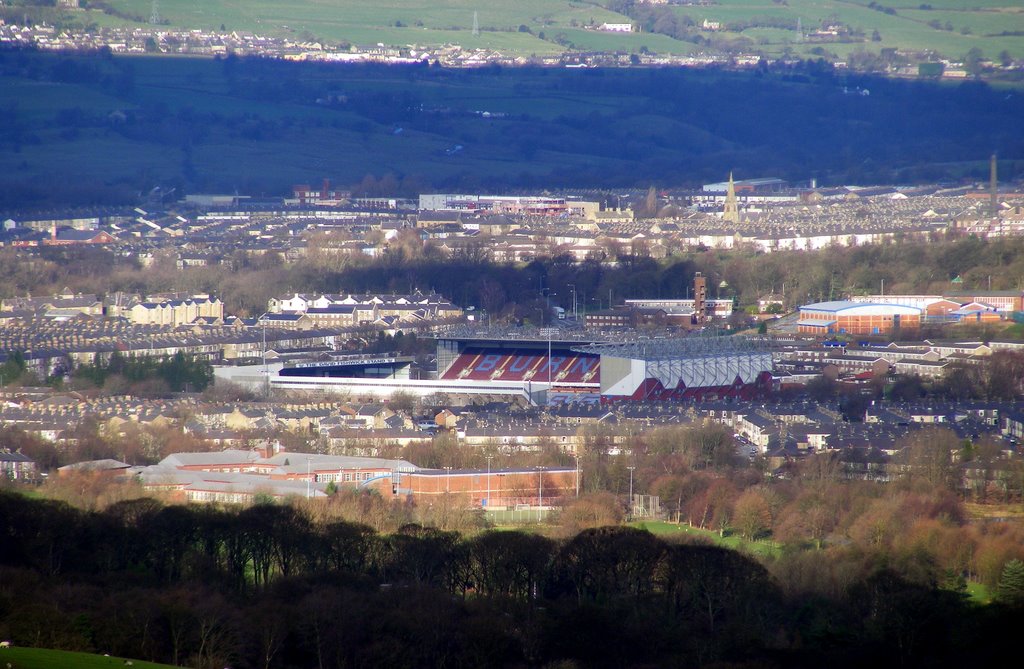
[270, 328, 774, 404]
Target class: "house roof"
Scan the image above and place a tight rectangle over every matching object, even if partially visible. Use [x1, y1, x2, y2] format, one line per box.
[58, 458, 131, 472]
[159, 449, 263, 467]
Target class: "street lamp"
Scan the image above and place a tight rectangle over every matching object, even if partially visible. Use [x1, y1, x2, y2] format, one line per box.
[485, 455, 493, 509]
[260, 315, 270, 398]
[539, 326, 558, 402]
[536, 466, 544, 521]
[306, 456, 312, 499]
[547, 331, 552, 387]
[444, 465, 453, 493]
[567, 283, 577, 321]
[627, 466, 635, 519]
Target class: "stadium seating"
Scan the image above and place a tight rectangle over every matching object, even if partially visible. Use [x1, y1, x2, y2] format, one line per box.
[441, 347, 600, 384]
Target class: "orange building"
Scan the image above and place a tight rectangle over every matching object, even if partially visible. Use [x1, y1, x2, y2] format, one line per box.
[798, 301, 922, 336]
[401, 467, 578, 509]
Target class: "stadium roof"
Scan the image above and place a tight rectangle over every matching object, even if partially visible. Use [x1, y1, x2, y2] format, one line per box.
[574, 334, 771, 361]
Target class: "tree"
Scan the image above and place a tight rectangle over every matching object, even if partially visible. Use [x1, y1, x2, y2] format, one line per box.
[388, 390, 416, 414]
[774, 493, 836, 548]
[680, 424, 736, 469]
[650, 474, 693, 523]
[467, 531, 554, 600]
[552, 526, 664, 602]
[996, 558, 1024, 606]
[733, 488, 773, 540]
[806, 375, 838, 401]
[386, 524, 461, 588]
[984, 351, 1024, 400]
[889, 374, 925, 401]
[896, 427, 960, 490]
[964, 47, 985, 76]
[655, 543, 778, 638]
[321, 521, 375, 574]
[555, 492, 624, 536]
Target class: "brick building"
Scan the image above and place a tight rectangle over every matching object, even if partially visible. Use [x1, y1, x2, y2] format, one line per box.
[402, 467, 577, 508]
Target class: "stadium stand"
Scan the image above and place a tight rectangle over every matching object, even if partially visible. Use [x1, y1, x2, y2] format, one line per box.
[440, 347, 600, 384]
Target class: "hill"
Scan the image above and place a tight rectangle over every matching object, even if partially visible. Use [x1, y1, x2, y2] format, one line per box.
[24, 0, 1024, 62]
[1, 51, 1022, 209]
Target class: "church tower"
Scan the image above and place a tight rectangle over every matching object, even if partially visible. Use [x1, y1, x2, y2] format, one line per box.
[723, 172, 740, 224]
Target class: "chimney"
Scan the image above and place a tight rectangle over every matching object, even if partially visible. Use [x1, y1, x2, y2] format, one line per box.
[321, 178, 330, 200]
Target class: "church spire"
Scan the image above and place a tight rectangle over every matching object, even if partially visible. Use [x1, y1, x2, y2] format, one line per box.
[723, 171, 740, 224]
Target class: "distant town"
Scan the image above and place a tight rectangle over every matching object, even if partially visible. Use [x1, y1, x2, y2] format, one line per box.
[1, 18, 1020, 77]
[1, 172, 1023, 506]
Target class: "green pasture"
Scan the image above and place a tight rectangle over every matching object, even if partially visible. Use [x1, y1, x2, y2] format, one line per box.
[0, 647, 178, 669]
[20, 0, 1024, 59]
[102, 0, 630, 46]
[668, 0, 1024, 59]
[875, 0, 1014, 10]
[631, 520, 782, 559]
[551, 27, 702, 54]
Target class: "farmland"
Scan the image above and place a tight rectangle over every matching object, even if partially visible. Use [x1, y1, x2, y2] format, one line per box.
[663, 0, 1024, 60]
[23, 0, 1024, 61]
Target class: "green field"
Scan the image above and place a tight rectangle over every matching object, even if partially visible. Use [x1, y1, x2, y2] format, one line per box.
[0, 647, 178, 669]
[631, 520, 782, 558]
[671, 0, 1024, 60]
[77, 0, 1024, 60]
[100, 0, 632, 52]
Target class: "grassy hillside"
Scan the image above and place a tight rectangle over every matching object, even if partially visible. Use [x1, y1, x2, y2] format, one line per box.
[667, 0, 1024, 60]
[1, 51, 1022, 210]
[98, 0, 680, 54]
[0, 647, 178, 669]
[81, 0, 1024, 60]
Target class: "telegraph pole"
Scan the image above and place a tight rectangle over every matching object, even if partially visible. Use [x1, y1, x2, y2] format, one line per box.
[627, 466, 635, 519]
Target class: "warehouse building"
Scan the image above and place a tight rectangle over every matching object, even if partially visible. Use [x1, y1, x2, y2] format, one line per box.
[798, 301, 922, 336]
